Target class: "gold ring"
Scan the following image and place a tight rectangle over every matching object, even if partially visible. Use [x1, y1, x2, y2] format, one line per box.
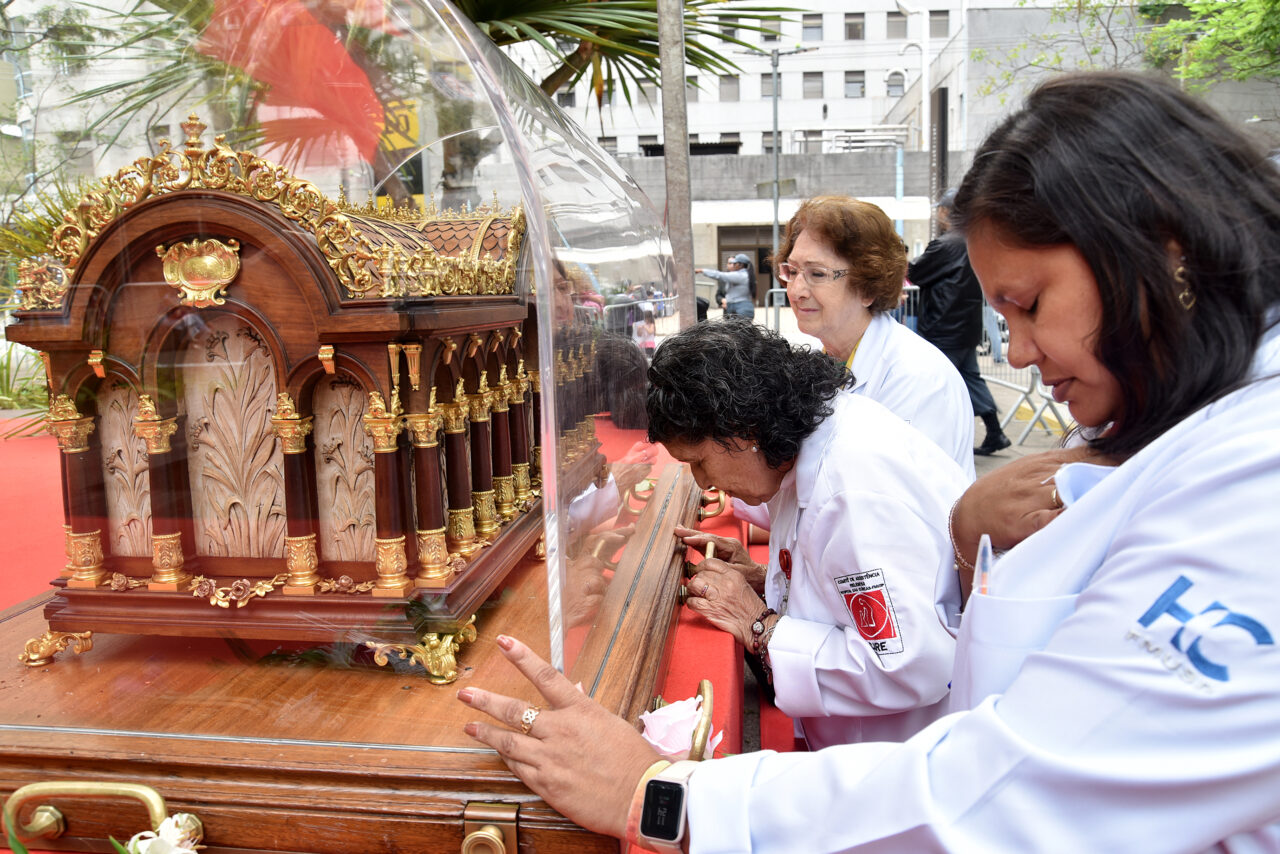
[520, 705, 541, 735]
[1050, 486, 1063, 510]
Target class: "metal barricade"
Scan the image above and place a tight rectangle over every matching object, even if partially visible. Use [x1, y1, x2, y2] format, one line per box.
[763, 287, 787, 332]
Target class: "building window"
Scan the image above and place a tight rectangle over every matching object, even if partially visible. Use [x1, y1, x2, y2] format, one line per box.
[886, 11, 907, 39]
[720, 132, 740, 143]
[557, 89, 577, 108]
[686, 76, 699, 103]
[761, 72, 776, 99]
[639, 134, 659, 147]
[802, 14, 822, 41]
[57, 131, 94, 177]
[720, 15, 737, 38]
[844, 13, 865, 40]
[886, 71, 906, 98]
[803, 72, 823, 100]
[720, 74, 740, 102]
[930, 10, 949, 38]
[637, 79, 658, 103]
[688, 134, 700, 144]
[762, 18, 781, 42]
[802, 130, 823, 154]
[597, 136, 617, 155]
[763, 131, 778, 155]
[844, 71, 865, 99]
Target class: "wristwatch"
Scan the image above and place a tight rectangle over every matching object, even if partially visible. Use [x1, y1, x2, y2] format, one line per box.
[637, 759, 699, 851]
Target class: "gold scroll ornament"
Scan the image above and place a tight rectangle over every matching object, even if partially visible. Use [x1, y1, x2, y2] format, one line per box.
[365, 616, 478, 684]
[156, 238, 241, 308]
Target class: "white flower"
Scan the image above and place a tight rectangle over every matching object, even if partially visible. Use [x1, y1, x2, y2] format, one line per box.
[126, 813, 203, 854]
[639, 695, 723, 761]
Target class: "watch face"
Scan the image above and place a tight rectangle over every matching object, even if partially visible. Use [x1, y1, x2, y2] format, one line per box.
[640, 778, 685, 841]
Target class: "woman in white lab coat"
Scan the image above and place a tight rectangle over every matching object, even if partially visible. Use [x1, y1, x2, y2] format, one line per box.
[647, 317, 967, 750]
[459, 71, 1280, 853]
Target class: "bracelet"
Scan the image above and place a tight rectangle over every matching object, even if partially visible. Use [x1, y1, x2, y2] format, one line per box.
[750, 607, 777, 654]
[948, 498, 974, 572]
[757, 618, 778, 683]
[624, 759, 673, 847]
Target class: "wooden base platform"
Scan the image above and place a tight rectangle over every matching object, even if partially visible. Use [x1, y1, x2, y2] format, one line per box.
[1, 466, 702, 854]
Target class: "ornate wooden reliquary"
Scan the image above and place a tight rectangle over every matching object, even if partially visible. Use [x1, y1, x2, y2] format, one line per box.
[6, 116, 582, 684]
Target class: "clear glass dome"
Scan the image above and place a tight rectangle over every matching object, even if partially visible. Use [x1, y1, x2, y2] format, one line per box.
[2, 0, 683, 790]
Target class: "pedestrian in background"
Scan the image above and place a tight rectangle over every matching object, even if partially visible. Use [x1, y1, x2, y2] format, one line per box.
[910, 189, 1012, 455]
[698, 253, 756, 319]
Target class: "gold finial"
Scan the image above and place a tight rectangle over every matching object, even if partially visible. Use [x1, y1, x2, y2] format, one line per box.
[181, 114, 206, 153]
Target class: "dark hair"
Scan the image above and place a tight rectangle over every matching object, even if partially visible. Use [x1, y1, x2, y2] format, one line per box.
[645, 316, 853, 468]
[953, 71, 1280, 459]
[773, 195, 906, 313]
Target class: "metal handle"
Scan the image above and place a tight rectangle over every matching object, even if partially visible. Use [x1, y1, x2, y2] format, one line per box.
[3, 781, 170, 842]
[461, 824, 507, 854]
[679, 542, 716, 604]
[689, 679, 714, 761]
[698, 488, 725, 520]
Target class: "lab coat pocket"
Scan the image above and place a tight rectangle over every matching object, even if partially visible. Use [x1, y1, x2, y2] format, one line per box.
[949, 591, 1080, 711]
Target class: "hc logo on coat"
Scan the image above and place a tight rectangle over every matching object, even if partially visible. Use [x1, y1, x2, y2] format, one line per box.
[1137, 575, 1273, 681]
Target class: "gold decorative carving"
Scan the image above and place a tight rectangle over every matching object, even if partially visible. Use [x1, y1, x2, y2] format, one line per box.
[149, 532, 189, 589]
[108, 572, 148, 591]
[364, 616, 477, 684]
[387, 343, 402, 397]
[88, 350, 106, 378]
[189, 573, 288, 608]
[40, 351, 54, 390]
[403, 343, 422, 391]
[65, 530, 105, 588]
[491, 368, 510, 413]
[441, 381, 469, 434]
[513, 462, 533, 505]
[405, 392, 443, 448]
[473, 489, 499, 538]
[362, 391, 403, 453]
[156, 237, 242, 307]
[415, 527, 452, 587]
[283, 534, 320, 593]
[447, 507, 480, 557]
[62, 524, 73, 578]
[373, 535, 412, 597]
[133, 393, 177, 455]
[466, 332, 483, 359]
[467, 375, 492, 423]
[316, 575, 377, 594]
[20, 630, 93, 667]
[21, 116, 523, 303]
[494, 475, 516, 521]
[46, 394, 95, 453]
[318, 345, 336, 374]
[270, 392, 314, 454]
[528, 369, 541, 394]
[441, 338, 458, 365]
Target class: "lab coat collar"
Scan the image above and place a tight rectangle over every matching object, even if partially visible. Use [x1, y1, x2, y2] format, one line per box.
[848, 313, 893, 392]
[791, 391, 852, 509]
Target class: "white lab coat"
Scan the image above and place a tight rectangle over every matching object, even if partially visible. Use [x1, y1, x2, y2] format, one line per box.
[688, 316, 1280, 853]
[733, 313, 973, 529]
[763, 391, 968, 750]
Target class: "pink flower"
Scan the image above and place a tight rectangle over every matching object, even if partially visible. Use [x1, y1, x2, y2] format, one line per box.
[639, 695, 723, 761]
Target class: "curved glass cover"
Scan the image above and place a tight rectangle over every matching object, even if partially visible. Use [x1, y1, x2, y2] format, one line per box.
[0, 0, 679, 766]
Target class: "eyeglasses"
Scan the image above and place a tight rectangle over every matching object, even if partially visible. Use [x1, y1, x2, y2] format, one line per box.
[777, 261, 848, 286]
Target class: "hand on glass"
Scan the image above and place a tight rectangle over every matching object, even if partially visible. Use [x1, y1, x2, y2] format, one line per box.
[675, 525, 766, 592]
[459, 635, 662, 839]
[685, 559, 769, 648]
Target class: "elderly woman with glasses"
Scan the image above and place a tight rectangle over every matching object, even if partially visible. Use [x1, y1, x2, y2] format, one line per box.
[779, 196, 974, 476]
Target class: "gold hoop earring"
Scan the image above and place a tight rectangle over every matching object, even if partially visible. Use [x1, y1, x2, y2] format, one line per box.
[1174, 265, 1195, 310]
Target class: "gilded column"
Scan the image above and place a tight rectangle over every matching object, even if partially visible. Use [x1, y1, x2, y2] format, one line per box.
[490, 367, 515, 522]
[363, 391, 412, 598]
[528, 366, 542, 481]
[133, 394, 188, 591]
[48, 395, 105, 589]
[510, 361, 533, 506]
[270, 393, 319, 595]
[441, 379, 479, 557]
[405, 388, 451, 586]
[468, 375, 499, 539]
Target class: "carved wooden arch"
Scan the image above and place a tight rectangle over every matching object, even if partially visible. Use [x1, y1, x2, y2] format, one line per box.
[284, 352, 380, 417]
[68, 192, 337, 351]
